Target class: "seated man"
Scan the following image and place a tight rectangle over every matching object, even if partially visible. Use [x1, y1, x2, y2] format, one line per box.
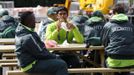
[45, 6, 84, 68]
[101, 3, 134, 75]
[15, 11, 68, 75]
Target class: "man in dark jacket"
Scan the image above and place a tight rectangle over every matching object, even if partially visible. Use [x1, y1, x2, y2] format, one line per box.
[101, 3, 134, 75]
[15, 11, 68, 75]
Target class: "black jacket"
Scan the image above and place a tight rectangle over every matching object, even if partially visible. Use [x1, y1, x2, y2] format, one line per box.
[15, 23, 56, 68]
[101, 14, 134, 59]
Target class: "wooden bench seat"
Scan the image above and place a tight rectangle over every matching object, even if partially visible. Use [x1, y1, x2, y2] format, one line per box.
[1, 62, 134, 72]
[0, 38, 15, 45]
[2, 53, 17, 59]
[0, 63, 18, 67]
[1, 63, 133, 75]
[6, 68, 134, 75]
[0, 59, 17, 63]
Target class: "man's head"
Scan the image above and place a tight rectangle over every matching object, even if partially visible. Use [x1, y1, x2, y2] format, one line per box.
[56, 6, 68, 21]
[92, 10, 104, 18]
[0, 9, 9, 18]
[1, 15, 15, 23]
[112, 3, 125, 14]
[71, 15, 88, 26]
[19, 11, 35, 28]
[47, 7, 58, 21]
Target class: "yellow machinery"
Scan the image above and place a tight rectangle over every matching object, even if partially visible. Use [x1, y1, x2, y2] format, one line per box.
[94, 0, 114, 14]
[79, 0, 96, 12]
[55, 0, 114, 14]
[79, 0, 114, 14]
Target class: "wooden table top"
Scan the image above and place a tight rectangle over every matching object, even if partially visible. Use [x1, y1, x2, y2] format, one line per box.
[48, 44, 104, 51]
[0, 44, 104, 53]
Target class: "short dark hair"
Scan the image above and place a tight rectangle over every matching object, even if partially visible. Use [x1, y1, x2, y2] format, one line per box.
[19, 11, 33, 24]
[112, 3, 125, 14]
[56, 6, 68, 14]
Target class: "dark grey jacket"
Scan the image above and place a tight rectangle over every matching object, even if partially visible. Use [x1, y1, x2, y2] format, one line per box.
[85, 17, 105, 46]
[0, 15, 17, 38]
[15, 24, 56, 68]
[101, 14, 134, 59]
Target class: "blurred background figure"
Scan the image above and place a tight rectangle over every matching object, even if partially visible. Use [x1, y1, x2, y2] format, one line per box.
[127, 5, 134, 25]
[0, 8, 18, 75]
[83, 10, 105, 69]
[37, 6, 58, 41]
[0, 9, 9, 19]
[70, 15, 88, 40]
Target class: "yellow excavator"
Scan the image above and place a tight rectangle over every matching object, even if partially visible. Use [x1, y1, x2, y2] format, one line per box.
[55, 0, 129, 15]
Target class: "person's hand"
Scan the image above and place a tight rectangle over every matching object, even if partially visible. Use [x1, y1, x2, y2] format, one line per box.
[57, 18, 67, 31]
[56, 20, 62, 31]
[66, 23, 75, 30]
[45, 40, 58, 48]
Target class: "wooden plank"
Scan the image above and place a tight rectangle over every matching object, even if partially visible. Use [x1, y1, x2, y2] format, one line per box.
[0, 45, 15, 53]
[0, 63, 18, 67]
[0, 59, 17, 63]
[0, 38, 15, 45]
[2, 53, 17, 58]
[6, 68, 134, 75]
[48, 44, 104, 51]
[0, 44, 104, 53]
[68, 68, 134, 73]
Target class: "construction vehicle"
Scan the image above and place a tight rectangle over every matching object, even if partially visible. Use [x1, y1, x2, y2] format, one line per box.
[79, 0, 114, 14]
[55, 0, 129, 15]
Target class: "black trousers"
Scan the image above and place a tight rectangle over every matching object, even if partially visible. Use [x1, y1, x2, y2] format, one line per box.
[54, 52, 81, 68]
[27, 59, 68, 75]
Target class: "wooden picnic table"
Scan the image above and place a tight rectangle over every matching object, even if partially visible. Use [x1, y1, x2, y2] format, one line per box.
[0, 44, 105, 67]
[0, 38, 15, 45]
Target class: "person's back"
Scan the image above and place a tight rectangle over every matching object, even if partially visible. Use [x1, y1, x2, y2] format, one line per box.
[70, 15, 89, 41]
[15, 11, 68, 75]
[101, 3, 134, 75]
[0, 15, 17, 38]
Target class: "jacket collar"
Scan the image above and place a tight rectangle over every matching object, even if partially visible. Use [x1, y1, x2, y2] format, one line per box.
[19, 23, 34, 32]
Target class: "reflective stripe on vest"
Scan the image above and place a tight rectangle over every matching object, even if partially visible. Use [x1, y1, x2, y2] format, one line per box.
[21, 60, 36, 72]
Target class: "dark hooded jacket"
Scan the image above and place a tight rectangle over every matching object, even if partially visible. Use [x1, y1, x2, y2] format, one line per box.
[101, 14, 134, 59]
[15, 23, 56, 70]
[0, 15, 17, 38]
[85, 16, 105, 46]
